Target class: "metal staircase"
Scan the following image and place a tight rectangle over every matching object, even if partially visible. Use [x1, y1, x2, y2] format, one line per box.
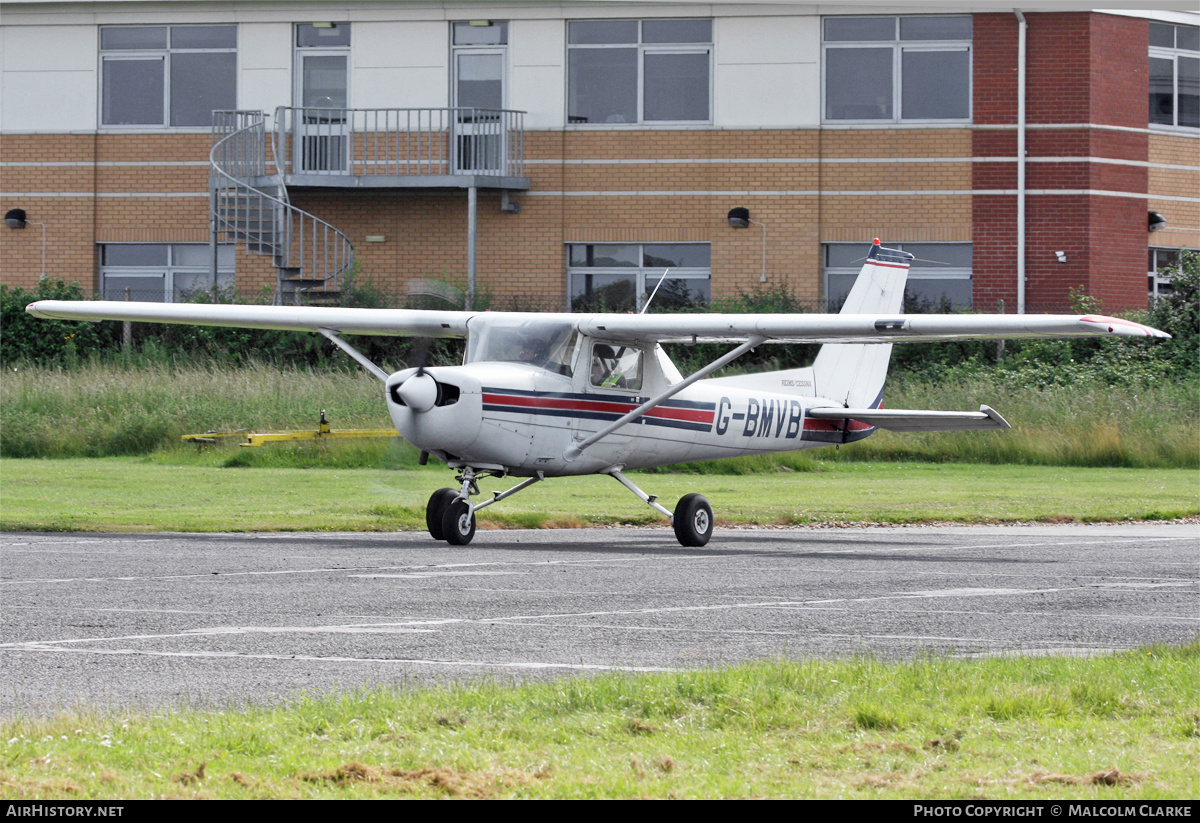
[210, 110, 353, 304]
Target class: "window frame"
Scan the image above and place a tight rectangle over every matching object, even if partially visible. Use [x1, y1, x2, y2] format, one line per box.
[99, 24, 237, 129]
[99, 243, 236, 302]
[821, 15, 972, 125]
[567, 242, 711, 312]
[823, 242, 973, 312]
[1148, 246, 1195, 303]
[1148, 22, 1199, 131]
[566, 18, 713, 126]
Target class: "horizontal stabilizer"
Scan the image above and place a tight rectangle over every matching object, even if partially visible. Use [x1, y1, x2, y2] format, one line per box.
[806, 405, 1011, 432]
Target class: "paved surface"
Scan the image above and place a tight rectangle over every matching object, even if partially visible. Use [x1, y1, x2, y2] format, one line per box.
[1, 524, 1196, 716]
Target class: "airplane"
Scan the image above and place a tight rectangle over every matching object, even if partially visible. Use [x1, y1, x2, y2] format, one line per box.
[27, 240, 1169, 547]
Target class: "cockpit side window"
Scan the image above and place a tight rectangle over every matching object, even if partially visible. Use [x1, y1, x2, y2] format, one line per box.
[589, 342, 643, 391]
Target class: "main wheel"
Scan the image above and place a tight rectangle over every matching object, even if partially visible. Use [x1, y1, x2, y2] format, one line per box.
[673, 493, 713, 547]
[425, 488, 458, 540]
[441, 498, 476, 546]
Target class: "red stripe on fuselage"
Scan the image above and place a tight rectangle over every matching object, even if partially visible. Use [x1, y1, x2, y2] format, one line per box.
[482, 393, 714, 424]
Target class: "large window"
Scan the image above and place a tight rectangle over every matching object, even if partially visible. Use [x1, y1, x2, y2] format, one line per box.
[823, 16, 971, 123]
[567, 19, 712, 124]
[1149, 22, 1199, 130]
[100, 244, 235, 302]
[568, 243, 711, 312]
[824, 243, 972, 311]
[101, 25, 236, 127]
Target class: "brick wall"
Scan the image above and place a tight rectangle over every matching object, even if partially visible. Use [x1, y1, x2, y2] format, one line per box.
[973, 11, 1156, 314]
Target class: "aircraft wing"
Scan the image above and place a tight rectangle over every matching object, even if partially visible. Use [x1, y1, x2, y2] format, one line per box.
[26, 301, 1168, 345]
[807, 405, 1011, 432]
[576, 313, 1169, 344]
[24, 301, 474, 338]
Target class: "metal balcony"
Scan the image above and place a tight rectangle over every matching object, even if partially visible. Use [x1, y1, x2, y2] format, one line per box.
[271, 106, 530, 191]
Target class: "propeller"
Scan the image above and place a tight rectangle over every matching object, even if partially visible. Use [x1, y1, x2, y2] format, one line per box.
[393, 337, 439, 413]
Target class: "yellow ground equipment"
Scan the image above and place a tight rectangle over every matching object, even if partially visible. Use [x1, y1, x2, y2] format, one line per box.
[183, 410, 396, 448]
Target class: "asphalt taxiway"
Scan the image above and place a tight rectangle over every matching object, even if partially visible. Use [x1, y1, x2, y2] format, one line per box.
[1, 524, 1196, 715]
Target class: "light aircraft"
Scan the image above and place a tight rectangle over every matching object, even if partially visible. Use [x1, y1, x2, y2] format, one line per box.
[27, 240, 1169, 547]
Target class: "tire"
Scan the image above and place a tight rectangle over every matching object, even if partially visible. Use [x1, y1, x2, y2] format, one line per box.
[441, 498, 476, 546]
[673, 493, 713, 547]
[425, 488, 458, 540]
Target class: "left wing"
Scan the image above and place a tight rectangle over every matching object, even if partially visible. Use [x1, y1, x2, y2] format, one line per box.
[577, 313, 1169, 344]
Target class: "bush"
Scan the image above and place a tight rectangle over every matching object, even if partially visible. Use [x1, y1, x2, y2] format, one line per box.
[0, 280, 121, 365]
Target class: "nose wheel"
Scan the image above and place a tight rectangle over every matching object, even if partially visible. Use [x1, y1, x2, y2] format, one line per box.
[441, 498, 476, 545]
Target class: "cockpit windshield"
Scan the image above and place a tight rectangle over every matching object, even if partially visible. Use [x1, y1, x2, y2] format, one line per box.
[465, 319, 581, 377]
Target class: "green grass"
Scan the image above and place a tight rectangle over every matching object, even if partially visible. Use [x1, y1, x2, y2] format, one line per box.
[1, 454, 1195, 532]
[2, 645, 1196, 798]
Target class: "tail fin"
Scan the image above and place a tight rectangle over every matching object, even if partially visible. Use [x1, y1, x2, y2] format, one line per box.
[810, 240, 912, 407]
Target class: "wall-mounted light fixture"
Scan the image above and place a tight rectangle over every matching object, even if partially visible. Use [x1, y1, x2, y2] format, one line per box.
[1148, 211, 1167, 233]
[5, 208, 27, 229]
[727, 207, 767, 282]
[1054, 250, 1067, 263]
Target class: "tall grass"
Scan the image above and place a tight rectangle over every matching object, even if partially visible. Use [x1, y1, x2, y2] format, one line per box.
[1, 362, 1196, 468]
[0, 361, 390, 458]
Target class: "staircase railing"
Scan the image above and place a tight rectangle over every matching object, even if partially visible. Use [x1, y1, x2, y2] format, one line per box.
[210, 110, 353, 303]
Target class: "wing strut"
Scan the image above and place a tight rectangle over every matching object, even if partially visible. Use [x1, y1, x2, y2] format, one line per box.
[564, 335, 766, 461]
[318, 328, 389, 383]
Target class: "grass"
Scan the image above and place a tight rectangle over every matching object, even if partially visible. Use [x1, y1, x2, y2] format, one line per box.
[2, 645, 1196, 799]
[2, 362, 1197, 469]
[1, 453, 1196, 532]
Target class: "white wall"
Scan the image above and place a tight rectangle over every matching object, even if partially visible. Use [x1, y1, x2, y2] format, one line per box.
[354, 20, 448, 109]
[714, 15, 820, 129]
[0, 4, 829, 132]
[509, 18, 564, 129]
[1, 24, 97, 130]
[239, 22, 291, 115]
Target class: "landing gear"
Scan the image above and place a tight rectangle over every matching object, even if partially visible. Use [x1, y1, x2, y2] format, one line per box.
[605, 468, 715, 548]
[673, 493, 714, 547]
[425, 467, 544, 546]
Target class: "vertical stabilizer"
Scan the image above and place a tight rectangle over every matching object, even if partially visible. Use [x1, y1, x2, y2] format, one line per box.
[811, 240, 912, 408]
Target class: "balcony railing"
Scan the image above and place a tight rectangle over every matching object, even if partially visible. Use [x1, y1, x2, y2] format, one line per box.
[273, 106, 526, 181]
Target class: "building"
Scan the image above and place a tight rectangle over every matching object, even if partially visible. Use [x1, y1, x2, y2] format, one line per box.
[1, 1, 1197, 314]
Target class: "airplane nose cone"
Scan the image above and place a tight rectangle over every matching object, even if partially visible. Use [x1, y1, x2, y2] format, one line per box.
[395, 373, 438, 412]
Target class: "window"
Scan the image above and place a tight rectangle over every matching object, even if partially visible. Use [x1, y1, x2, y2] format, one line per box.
[568, 243, 711, 312]
[100, 244, 235, 302]
[824, 243, 972, 311]
[823, 16, 971, 123]
[1148, 247, 1196, 302]
[1149, 22, 1199, 129]
[452, 21, 508, 171]
[100, 25, 236, 127]
[567, 19, 711, 124]
[590, 343, 643, 392]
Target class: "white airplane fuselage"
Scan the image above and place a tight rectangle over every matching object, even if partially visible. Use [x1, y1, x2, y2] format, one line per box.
[385, 345, 871, 477]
